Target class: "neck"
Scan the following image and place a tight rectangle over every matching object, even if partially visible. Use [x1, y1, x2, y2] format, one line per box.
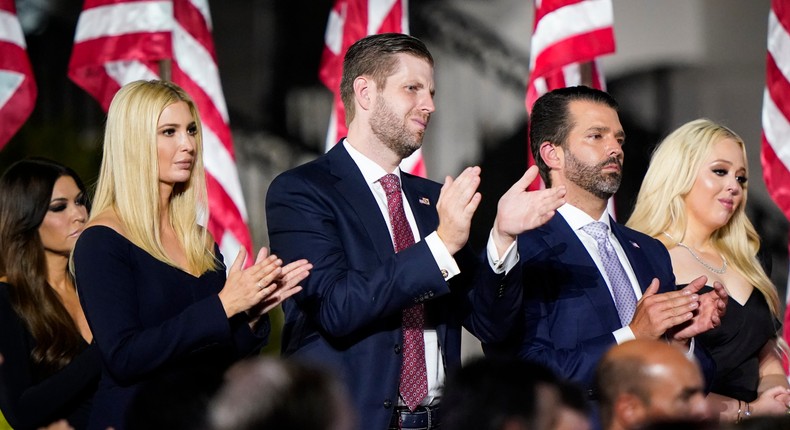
[680, 218, 716, 251]
[559, 179, 609, 220]
[45, 252, 72, 292]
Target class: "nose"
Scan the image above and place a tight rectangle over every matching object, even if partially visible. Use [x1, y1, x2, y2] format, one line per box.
[179, 131, 196, 153]
[72, 204, 88, 224]
[605, 136, 623, 158]
[420, 92, 435, 114]
[726, 177, 741, 195]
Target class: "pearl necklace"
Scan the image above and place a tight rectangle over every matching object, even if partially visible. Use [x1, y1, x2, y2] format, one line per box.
[663, 232, 727, 274]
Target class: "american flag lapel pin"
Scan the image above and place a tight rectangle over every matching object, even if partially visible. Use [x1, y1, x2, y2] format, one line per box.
[630, 241, 640, 249]
[419, 197, 430, 206]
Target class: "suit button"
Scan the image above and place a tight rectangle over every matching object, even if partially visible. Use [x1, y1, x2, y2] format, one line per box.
[394, 344, 401, 354]
[383, 399, 393, 409]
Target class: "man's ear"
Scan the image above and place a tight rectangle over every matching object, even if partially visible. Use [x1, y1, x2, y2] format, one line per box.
[615, 393, 647, 430]
[353, 76, 372, 111]
[539, 141, 562, 169]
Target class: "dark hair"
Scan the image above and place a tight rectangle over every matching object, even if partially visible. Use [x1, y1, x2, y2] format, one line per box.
[208, 357, 351, 430]
[340, 33, 433, 125]
[594, 355, 650, 429]
[442, 357, 559, 430]
[529, 86, 618, 186]
[0, 158, 89, 374]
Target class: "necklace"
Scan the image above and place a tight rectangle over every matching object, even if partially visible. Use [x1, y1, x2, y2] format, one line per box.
[675, 242, 727, 274]
[662, 232, 727, 274]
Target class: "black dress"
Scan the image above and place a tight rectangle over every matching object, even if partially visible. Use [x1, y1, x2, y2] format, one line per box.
[72, 226, 269, 430]
[0, 282, 101, 430]
[696, 285, 780, 402]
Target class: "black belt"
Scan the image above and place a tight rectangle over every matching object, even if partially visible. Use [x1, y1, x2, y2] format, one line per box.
[388, 404, 440, 430]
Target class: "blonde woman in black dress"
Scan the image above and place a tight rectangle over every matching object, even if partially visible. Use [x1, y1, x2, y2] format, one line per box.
[628, 119, 790, 422]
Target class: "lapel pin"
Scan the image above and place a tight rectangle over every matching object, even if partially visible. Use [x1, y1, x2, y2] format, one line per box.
[419, 197, 430, 206]
[630, 241, 640, 249]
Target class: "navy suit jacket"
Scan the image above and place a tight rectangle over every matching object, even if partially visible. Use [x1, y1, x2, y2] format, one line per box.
[266, 143, 521, 430]
[486, 213, 714, 394]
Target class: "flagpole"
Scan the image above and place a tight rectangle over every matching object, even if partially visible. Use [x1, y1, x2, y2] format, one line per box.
[158, 59, 172, 82]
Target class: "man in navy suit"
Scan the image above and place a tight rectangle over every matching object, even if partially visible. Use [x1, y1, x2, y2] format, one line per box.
[266, 33, 566, 430]
[493, 86, 727, 396]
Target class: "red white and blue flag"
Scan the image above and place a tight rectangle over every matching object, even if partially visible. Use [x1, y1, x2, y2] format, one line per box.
[320, 0, 426, 177]
[0, 0, 36, 149]
[69, 0, 252, 263]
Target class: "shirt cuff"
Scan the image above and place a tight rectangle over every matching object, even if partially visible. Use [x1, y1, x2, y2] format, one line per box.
[486, 230, 519, 274]
[613, 326, 636, 344]
[426, 232, 460, 281]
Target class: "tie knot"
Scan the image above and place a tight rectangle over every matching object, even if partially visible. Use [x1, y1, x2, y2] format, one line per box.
[582, 222, 610, 242]
[379, 174, 401, 196]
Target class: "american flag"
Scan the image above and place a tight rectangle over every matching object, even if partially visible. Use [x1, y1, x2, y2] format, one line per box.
[68, 0, 252, 264]
[320, 0, 426, 177]
[761, 0, 790, 367]
[0, 0, 36, 149]
[526, 0, 615, 190]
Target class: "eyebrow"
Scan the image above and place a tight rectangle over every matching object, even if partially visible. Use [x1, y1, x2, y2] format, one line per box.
[586, 126, 626, 140]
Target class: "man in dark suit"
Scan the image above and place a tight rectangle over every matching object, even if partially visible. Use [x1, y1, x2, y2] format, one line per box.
[266, 33, 566, 430]
[495, 86, 727, 395]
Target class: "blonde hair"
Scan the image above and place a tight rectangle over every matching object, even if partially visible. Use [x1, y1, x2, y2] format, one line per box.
[627, 119, 780, 317]
[91, 80, 217, 274]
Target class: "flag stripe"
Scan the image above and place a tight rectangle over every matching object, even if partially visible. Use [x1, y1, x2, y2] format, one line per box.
[530, 0, 613, 71]
[0, 1, 36, 149]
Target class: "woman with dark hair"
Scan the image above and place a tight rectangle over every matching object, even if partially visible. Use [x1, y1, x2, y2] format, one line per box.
[0, 158, 100, 429]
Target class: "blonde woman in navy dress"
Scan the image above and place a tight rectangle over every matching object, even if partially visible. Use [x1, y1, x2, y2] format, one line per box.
[72, 80, 311, 430]
[628, 119, 790, 422]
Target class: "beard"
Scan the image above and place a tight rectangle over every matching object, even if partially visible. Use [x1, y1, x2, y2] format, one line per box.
[369, 96, 426, 160]
[565, 149, 622, 200]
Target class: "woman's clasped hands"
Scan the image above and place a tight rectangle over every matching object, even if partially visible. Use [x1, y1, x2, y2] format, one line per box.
[218, 247, 311, 326]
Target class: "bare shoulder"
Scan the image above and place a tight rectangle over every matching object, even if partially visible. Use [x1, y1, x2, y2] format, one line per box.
[86, 209, 128, 237]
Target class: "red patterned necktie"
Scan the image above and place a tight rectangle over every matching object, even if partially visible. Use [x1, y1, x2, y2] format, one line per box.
[379, 173, 428, 412]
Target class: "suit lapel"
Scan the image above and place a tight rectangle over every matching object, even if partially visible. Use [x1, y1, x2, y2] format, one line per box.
[401, 172, 438, 237]
[541, 216, 622, 330]
[326, 144, 395, 262]
[609, 218, 652, 293]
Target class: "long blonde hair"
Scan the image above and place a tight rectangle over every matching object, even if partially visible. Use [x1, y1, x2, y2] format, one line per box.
[627, 118, 780, 317]
[91, 80, 217, 274]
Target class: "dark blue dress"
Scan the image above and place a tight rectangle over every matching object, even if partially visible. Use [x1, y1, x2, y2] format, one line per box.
[0, 282, 100, 430]
[73, 226, 268, 430]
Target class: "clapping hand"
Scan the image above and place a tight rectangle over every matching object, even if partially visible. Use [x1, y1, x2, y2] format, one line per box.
[218, 247, 310, 322]
[492, 166, 566, 256]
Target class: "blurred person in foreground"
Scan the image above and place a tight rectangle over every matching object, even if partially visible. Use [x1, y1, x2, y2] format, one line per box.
[207, 356, 354, 430]
[595, 339, 710, 430]
[72, 80, 311, 430]
[441, 357, 568, 430]
[627, 119, 790, 422]
[0, 159, 100, 430]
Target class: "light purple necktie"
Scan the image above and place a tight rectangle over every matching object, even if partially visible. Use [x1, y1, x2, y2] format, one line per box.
[582, 222, 637, 327]
[379, 173, 428, 412]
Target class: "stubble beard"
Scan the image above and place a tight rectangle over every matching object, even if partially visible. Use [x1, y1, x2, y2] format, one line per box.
[564, 149, 622, 200]
[370, 97, 425, 160]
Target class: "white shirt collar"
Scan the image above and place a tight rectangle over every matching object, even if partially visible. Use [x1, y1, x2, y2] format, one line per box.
[343, 139, 401, 185]
[557, 203, 612, 232]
